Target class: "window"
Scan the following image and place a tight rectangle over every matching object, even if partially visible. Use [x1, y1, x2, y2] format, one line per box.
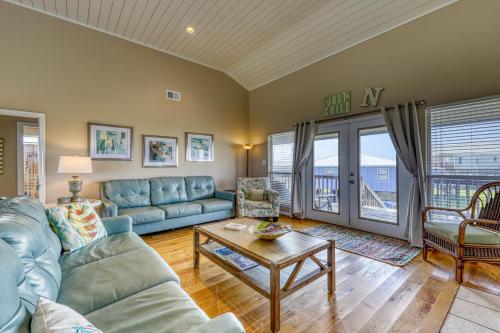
[377, 167, 389, 181]
[268, 131, 294, 210]
[426, 95, 500, 209]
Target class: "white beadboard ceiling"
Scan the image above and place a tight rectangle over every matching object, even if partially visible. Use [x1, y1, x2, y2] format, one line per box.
[6, 0, 457, 90]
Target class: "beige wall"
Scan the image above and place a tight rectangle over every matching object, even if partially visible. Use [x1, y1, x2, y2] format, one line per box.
[0, 116, 39, 197]
[0, 2, 249, 202]
[249, 0, 500, 176]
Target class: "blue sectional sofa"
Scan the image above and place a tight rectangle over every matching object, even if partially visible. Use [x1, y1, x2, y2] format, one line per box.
[100, 176, 235, 235]
[0, 196, 244, 333]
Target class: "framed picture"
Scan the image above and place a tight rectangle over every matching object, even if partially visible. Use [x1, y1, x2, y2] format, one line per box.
[88, 123, 133, 160]
[185, 132, 214, 162]
[142, 135, 178, 167]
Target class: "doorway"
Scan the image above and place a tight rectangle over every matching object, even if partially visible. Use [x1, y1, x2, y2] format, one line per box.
[306, 114, 411, 239]
[0, 109, 45, 203]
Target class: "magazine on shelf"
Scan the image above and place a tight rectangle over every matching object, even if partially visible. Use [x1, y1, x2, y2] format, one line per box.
[212, 247, 258, 271]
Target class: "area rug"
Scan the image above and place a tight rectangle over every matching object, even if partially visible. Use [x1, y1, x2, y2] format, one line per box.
[303, 224, 420, 266]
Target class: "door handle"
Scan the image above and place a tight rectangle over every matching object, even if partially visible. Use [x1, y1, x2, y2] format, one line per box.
[349, 180, 355, 184]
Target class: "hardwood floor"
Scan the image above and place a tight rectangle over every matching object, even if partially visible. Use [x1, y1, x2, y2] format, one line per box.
[142, 216, 500, 333]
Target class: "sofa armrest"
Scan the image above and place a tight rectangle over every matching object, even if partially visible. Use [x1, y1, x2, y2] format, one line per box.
[215, 190, 236, 203]
[101, 197, 118, 218]
[187, 313, 245, 333]
[101, 215, 132, 235]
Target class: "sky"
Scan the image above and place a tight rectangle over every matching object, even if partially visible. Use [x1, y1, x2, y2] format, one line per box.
[314, 132, 396, 161]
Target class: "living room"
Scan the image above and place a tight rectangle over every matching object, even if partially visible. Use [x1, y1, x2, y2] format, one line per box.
[0, 0, 499, 332]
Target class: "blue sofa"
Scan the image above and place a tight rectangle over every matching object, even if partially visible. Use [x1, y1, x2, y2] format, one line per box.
[0, 196, 244, 333]
[101, 176, 235, 235]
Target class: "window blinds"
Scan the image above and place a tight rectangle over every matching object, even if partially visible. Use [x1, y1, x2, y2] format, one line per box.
[269, 131, 294, 174]
[426, 96, 500, 208]
[268, 131, 294, 209]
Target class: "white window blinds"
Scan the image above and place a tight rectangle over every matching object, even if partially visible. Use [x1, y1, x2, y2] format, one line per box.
[426, 96, 500, 209]
[268, 131, 294, 209]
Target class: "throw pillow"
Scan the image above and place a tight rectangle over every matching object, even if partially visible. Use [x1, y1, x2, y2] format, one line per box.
[46, 203, 107, 254]
[249, 189, 266, 201]
[31, 297, 103, 333]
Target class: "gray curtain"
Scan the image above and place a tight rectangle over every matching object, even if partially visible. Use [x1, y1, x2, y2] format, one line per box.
[381, 101, 427, 247]
[291, 121, 318, 218]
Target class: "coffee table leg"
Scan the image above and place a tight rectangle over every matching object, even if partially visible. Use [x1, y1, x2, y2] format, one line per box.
[327, 239, 335, 293]
[193, 228, 200, 269]
[270, 264, 281, 332]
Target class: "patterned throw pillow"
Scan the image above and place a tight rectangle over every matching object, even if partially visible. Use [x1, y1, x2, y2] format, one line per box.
[46, 203, 107, 254]
[31, 297, 103, 333]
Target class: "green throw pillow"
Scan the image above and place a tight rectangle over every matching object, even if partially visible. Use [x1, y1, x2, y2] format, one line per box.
[46, 203, 107, 254]
[249, 189, 266, 201]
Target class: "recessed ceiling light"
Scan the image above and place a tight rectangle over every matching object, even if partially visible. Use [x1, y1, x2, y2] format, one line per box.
[186, 26, 195, 34]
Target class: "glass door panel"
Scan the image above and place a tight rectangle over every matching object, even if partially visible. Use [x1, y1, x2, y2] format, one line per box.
[306, 124, 349, 226]
[313, 133, 339, 214]
[358, 127, 397, 224]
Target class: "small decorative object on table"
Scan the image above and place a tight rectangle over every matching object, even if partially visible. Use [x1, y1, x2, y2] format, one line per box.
[249, 221, 292, 240]
[224, 222, 246, 231]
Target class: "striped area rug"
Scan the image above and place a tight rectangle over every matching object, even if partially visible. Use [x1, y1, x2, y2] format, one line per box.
[303, 224, 421, 266]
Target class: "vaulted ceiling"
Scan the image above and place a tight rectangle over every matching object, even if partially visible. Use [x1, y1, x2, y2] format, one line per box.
[7, 0, 457, 90]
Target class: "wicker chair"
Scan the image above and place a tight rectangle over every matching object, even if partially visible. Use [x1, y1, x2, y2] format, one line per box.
[422, 182, 500, 283]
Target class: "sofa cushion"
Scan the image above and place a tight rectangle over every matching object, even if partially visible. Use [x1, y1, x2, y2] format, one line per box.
[185, 176, 215, 201]
[58, 247, 179, 315]
[59, 233, 148, 272]
[150, 177, 188, 206]
[425, 221, 500, 245]
[118, 206, 165, 225]
[192, 198, 233, 213]
[85, 281, 209, 333]
[103, 179, 151, 208]
[158, 202, 202, 219]
[0, 196, 62, 302]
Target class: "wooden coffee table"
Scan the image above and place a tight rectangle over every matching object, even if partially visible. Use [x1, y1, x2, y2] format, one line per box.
[193, 218, 335, 332]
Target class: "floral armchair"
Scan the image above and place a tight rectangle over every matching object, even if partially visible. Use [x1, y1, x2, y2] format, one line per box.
[237, 177, 280, 221]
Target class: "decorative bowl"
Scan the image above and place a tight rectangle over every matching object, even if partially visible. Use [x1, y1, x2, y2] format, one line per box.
[249, 222, 292, 240]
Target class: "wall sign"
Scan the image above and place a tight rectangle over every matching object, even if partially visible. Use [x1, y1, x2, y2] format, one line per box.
[324, 90, 351, 116]
[360, 87, 384, 107]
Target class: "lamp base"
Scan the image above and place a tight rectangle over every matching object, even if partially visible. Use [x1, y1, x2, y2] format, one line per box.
[68, 178, 83, 203]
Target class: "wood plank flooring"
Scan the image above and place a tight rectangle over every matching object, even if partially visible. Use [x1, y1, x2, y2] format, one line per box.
[142, 216, 500, 333]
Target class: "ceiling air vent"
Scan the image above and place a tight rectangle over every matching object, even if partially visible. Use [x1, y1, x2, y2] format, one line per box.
[166, 89, 181, 101]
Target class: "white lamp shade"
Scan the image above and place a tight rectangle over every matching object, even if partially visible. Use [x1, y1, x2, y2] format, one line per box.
[57, 156, 93, 174]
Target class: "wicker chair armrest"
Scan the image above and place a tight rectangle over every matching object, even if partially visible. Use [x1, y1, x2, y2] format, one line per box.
[457, 218, 500, 244]
[422, 206, 467, 222]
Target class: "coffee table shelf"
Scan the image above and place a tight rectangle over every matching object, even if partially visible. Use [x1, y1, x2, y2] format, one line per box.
[194, 218, 335, 332]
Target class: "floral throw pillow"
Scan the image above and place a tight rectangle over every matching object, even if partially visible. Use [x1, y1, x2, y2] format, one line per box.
[31, 297, 103, 333]
[46, 203, 107, 254]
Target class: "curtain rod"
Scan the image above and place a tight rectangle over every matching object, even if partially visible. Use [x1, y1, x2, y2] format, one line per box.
[318, 99, 426, 123]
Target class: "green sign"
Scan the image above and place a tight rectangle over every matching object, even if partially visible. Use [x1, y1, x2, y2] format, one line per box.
[324, 91, 351, 116]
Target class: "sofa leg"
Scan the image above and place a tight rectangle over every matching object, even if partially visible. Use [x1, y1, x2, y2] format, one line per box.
[272, 217, 279, 222]
[422, 243, 428, 260]
[455, 259, 464, 284]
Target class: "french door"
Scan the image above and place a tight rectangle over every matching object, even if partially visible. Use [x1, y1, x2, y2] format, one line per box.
[305, 115, 411, 239]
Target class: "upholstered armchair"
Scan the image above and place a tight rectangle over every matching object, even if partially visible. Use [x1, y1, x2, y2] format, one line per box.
[422, 182, 500, 283]
[237, 177, 280, 221]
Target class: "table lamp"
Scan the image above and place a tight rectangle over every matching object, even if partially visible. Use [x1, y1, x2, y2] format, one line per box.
[57, 156, 93, 202]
